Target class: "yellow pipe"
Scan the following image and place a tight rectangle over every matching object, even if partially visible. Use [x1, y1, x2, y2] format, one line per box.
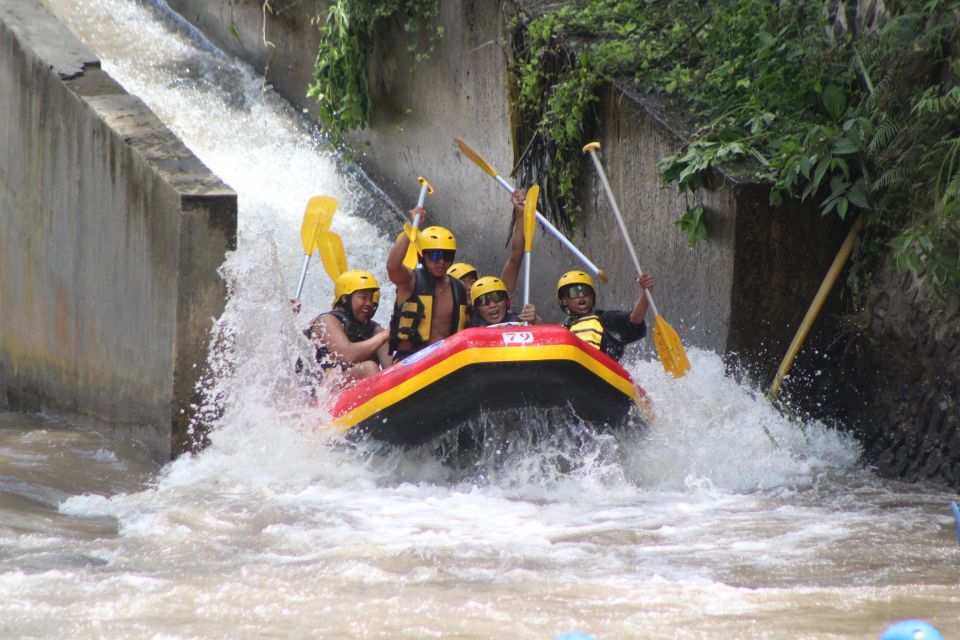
[767, 215, 865, 400]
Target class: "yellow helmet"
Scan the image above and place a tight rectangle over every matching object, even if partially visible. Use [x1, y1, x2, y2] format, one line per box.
[447, 262, 478, 282]
[471, 276, 509, 305]
[419, 226, 457, 252]
[333, 270, 381, 307]
[556, 270, 596, 299]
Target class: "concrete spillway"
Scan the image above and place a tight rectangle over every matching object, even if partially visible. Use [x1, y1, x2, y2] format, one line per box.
[0, 0, 236, 458]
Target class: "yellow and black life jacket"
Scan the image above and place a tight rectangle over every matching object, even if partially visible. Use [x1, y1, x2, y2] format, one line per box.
[389, 269, 468, 355]
[564, 313, 604, 351]
[564, 309, 645, 361]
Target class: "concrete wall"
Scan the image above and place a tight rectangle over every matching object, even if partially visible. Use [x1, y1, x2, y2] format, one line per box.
[835, 261, 960, 487]
[164, 0, 845, 381]
[0, 0, 237, 459]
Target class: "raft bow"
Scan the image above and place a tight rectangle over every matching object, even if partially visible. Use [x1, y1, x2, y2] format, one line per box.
[329, 325, 649, 446]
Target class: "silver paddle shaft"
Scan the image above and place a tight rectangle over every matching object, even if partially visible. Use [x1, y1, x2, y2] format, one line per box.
[293, 254, 311, 301]
[523, 253, 531, 307]
[586, 150, 660, 317]
[492, 174, 603, 281]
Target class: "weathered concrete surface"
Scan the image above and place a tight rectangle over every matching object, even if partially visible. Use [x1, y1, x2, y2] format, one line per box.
[0, 0, 237, 459]
[835, 262, 960, 487]
[570, 87, 845, 379]
[165, 0, 323, 117]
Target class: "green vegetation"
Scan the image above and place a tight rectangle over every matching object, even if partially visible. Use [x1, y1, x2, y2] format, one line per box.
[306, 0, 441, 149]
[301, 0, 958, 303]
[509, 0, 960, 302]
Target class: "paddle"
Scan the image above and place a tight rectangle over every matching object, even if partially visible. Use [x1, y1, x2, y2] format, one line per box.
[767, 214, 864, 400]
[455, 137, 608, 284]
[293, 195, 338, 300]
[403, 176, 434, 269]
[583, 142, 691, 378]
[522, 184, 540, 306]
[317, 230, 348, 281]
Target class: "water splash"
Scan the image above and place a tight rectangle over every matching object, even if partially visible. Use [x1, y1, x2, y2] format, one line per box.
[34, 5, 960, 638]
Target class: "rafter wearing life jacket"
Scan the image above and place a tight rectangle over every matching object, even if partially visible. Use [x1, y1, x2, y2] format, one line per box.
[389, 268, 468, 358]
[557, 270, 647, 362]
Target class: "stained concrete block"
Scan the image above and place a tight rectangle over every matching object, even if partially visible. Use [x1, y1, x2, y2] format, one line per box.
[0, 0, 237, 458]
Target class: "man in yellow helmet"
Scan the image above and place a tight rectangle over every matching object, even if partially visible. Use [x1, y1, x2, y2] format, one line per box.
[304, 270, 390, 380]
[447, 262, 479, 293]
[467, 276, 538, 327]
[386, 210, 469, 362]
[557, 270, 655, 361]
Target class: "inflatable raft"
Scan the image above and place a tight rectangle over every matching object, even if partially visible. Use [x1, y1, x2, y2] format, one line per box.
[328, 324, 649, 446]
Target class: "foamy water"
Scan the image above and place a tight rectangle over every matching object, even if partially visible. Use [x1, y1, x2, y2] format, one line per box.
[4, 0, 957, 637]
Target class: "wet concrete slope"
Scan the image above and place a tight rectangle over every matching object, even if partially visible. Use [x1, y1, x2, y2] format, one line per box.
[0, 0, 237, 459]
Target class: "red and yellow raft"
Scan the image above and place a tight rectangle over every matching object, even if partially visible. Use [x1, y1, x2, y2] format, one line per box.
[328, 325, 650, 446]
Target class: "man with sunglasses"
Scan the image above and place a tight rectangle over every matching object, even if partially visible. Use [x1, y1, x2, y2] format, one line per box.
[386, 212, 469, 361]
[557, 269, 655, 361]
[466, 276, 538, 327]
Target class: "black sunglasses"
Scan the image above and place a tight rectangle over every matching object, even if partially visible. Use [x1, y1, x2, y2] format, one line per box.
[425, 249, 456, 263]
[476, 290, 508, 306]
[561, 284, 594, 299]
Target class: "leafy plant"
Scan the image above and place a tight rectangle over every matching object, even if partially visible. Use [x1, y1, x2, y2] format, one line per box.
[674, 206, 708, 247]
[508, 0, 960, 304]
[307, 0, 442, 148]
[890, 136, 960, 302]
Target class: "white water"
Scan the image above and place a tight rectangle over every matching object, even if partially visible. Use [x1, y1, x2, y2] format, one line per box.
[3, 0, 956, 637]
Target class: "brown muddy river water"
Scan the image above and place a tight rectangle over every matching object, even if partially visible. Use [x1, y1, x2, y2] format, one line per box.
[4, 0, 957, 637]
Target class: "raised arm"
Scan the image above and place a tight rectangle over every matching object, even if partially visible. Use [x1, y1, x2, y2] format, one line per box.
[386, 207, 424, 303]
[499, 188, 526, 294]
[629, 273, 655, 324]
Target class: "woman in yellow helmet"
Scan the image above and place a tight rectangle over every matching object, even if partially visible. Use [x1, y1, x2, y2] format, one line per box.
[305, 270, 391, 381]
[466, 276, 538, 327]
[557, 269, 655, 361]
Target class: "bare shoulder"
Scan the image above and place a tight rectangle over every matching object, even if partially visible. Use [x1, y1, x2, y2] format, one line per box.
[315, 312, 345, 336]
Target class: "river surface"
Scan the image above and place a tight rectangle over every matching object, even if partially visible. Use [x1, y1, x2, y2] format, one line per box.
[4, 0, 957, 637]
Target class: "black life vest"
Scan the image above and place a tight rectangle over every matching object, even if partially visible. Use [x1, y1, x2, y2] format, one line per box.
[389, 269, 468, 354]
[312, 309, 380, 370]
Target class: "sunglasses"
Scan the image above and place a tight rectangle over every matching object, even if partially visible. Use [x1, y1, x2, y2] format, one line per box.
[562, 284, 594, 299]
[425, 249, 456, 263]
[475, 290, 508, 307]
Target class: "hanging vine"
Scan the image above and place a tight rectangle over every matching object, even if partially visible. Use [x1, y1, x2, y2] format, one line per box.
[508, 0, 960, 304]
[307, 0, 442, 149]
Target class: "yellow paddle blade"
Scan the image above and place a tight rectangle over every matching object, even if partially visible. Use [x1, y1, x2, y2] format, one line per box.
[456, 137, 498, 177]
[653, 314, 691, 378]
[316, 230, 348, 281]
[300, 196, 338, 254]
[402, 225, 421, 269]
[523, 184, 539, 252]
